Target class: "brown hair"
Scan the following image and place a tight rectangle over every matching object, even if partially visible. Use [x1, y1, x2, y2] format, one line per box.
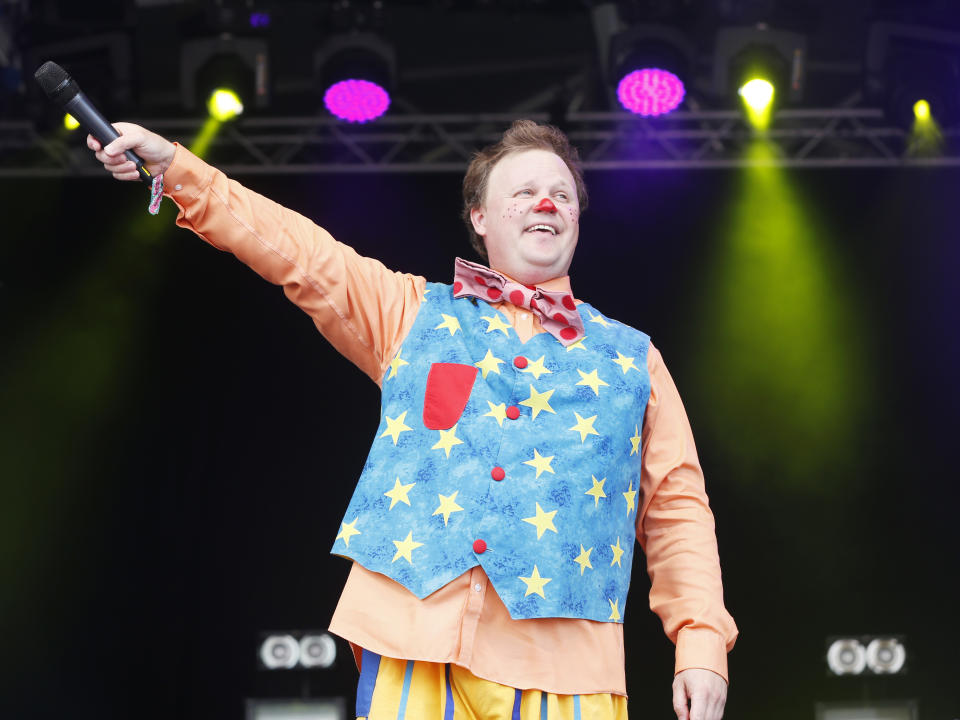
[461, 119, 588, 260]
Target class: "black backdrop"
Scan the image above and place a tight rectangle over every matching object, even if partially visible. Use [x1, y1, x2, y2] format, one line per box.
[1, 162, 958, 719]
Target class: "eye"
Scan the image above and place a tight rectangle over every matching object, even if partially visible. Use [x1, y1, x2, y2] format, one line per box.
[555, 192, 569, 201]
[516, 189, 533, 197]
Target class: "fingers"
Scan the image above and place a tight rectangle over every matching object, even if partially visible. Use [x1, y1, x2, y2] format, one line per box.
[102, 124, 144, 158]
[672, 677, 689, 720]
[688, 688, 708, 720]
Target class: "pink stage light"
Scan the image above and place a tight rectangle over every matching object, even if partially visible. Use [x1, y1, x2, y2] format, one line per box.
[323, 79, 390, 123]
[616, 68, 685, 117]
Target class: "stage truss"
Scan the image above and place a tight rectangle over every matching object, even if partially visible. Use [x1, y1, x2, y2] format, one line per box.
[1, 107, 958, 178]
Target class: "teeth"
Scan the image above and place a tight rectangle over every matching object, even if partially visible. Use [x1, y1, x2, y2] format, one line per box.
[527, 225, 557, 235]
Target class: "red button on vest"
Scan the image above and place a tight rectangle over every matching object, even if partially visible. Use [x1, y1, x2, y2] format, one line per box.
[506, 406, 520, 420]
[513, 356, 528, 369]
[473, 539, 487, 554]
[491, 466, 505, 481]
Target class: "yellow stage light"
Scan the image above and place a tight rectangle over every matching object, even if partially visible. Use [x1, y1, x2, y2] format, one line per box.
[913, 99, 931, 121]
[739, 78, 775, 112]
[64, 113, 80, 131]
[738, 78, 776, 130]
[207, 89, 244, 121]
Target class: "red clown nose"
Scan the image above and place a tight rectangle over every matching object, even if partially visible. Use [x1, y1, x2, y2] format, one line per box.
[534, 197, 557, 212]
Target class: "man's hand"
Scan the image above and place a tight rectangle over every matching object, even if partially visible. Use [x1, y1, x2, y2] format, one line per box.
[672, 668, 727, 720]
[87, 122, 176, 181]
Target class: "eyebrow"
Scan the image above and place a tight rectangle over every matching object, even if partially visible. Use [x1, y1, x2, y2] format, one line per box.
[510, 179, 573, 192]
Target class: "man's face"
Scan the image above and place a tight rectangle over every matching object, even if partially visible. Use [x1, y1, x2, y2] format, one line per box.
[470, 149, 580, 285]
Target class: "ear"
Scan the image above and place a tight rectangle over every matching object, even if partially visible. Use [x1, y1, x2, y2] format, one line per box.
[469, 206, 487, 237]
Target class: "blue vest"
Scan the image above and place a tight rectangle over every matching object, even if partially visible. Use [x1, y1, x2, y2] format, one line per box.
[331, 282, 651, 623]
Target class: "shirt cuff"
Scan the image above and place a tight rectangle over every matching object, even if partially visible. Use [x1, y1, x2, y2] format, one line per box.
[675, 627, 730, 683]
[161, 142, 213, 202]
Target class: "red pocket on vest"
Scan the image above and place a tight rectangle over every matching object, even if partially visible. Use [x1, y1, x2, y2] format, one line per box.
[423, 363, 479, 430]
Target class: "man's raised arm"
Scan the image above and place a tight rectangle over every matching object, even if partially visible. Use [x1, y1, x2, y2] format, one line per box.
[89, 124, 425, 383]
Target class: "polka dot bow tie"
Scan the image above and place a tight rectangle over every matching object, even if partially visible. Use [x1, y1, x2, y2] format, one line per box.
[452, 257, 585, 346]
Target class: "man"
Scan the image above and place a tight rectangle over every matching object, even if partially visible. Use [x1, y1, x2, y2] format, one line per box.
[88, 119, 737, 720]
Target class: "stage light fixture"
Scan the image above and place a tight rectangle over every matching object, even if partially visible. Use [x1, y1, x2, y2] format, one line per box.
[259, 634, 299, 670]
[740, 78, 775, 112]
[315, 34, 394, 123]
[299, 633, 337, 669]
[826, 638, 867, 676]
[739, 77, 776, 128]
[865, 637, 906, 675]
[181, 37, 269, 116]
[258, 631, 340, 671]
[616, 68, 685, 117]
[63, 113, 80, 131]
[913, 99, 931, 121]
[826, 636, 907, 676]
[208, 88, 244, 121]
[246, 697, 346, 720]
[591, 5, 693, 117]
[816, 701, 918, 720]
[714, 25, 806, 126]
[866, 23, 960, 129]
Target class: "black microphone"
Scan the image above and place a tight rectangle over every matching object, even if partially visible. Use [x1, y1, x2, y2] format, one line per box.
[34, 60, 154, 185]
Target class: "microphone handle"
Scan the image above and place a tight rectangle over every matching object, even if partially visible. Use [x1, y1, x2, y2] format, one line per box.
[65, 91, 154, 185]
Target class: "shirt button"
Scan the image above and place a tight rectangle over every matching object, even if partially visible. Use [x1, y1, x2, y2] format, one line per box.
[491, 466, 505, 481]
[174, 184, 183, 190]
[506, 405, 520, 420]
[474, 583, 482, 593]
[513, 356, 528, 369]
[473, 539, 487, 554]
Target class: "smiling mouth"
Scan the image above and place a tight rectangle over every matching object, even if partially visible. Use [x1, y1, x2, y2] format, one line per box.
[525, 224, 558, 235]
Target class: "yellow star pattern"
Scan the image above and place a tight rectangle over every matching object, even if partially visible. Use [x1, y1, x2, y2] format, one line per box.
[380, 411, 413, 445]
[565, 335, 588, 352]
[518, 565, 552, 598]
[629, 425, 642, 456]
[520, 355, 552, 380]
[391, 531, 424, 564]
[623, 480, 637, 516]
[588, 311, 613, 329]
[432, 491, 464, 526]
[483, 401, 508, 427]
[574, 544, 594, 575]
[585, 475, 607, 507]
[384, 477, 415, 510]
[385, 349, 409, 380]
[519, 385, 556, 420]
[610, 537, 625, 567]
[475, 349, 504, 379]
[432, 424, 464, 458]
[523, 449, 555, 479]
[569, 412, 600, 443]
[612, 351, 639, 374]
[435, 314, 462, 335]
[522, 502, 558, 539]
[608, 597, 621, 621]
[575, 368, 609, 396]
[480, 313, 512, 336]
[335, 517, 361, 548]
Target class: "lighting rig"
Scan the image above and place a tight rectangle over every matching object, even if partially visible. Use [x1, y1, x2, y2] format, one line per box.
[6, 2, 960, 175]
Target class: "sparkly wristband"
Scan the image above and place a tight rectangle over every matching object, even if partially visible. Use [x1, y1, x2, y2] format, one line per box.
[148, 172, 164, 215]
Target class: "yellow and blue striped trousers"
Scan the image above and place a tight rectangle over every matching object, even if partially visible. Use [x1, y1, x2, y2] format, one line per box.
[355, 650, 628, 720]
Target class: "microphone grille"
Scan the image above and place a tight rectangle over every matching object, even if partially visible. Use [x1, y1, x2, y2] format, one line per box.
[34, 61, 72, 97]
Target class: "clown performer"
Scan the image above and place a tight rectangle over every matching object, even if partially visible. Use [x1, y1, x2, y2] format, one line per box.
[88, 119, 737, 720]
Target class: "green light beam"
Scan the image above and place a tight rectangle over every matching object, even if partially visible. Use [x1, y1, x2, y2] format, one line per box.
[688, 140, 871, 493]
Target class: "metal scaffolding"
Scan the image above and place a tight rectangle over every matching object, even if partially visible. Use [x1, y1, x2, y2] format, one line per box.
[1, 107, 958, 178]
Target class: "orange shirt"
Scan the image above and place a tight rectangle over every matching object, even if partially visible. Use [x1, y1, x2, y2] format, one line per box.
[162, 144, 738, 696]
